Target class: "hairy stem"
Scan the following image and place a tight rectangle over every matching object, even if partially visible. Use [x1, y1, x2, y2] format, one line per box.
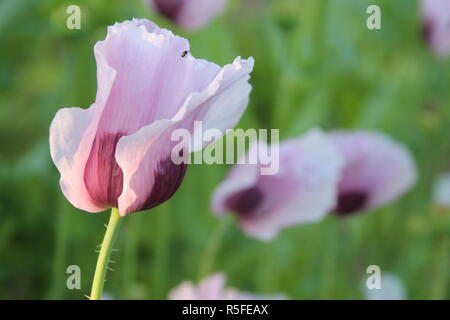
[90, 208, 123, 300]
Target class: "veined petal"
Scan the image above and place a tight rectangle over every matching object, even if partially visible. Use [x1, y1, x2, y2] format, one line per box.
[116, 57, 253, 215]
[49, 51, 116, 212]
[176, 57, 254, 152]
[116, 58, 253, 215]
[115, 119, 185, 215]
[50, 107, 105, 212]
[93, 19, 221, 136]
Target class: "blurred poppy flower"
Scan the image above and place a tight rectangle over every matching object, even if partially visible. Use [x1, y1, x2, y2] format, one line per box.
[149, 0, 227, 31]
[211, 129, 344, 241]
[169, 272, 287, 300]
[421, 0, 450, 57]
[49, 19, 254, 216]
[330, 131, 417, 216]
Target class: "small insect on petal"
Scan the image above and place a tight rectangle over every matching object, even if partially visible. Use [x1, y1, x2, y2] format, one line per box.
[181, 50, 189, 58]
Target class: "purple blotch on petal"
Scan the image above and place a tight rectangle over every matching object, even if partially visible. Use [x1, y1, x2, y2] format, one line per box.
[225, 186, 263, 218]
[137, 150, 188, 212]
[423, 19, 434, 45]
[84, 132, 125, 208]
[153, 0, 184, 21]
[333, 191, 368, 216]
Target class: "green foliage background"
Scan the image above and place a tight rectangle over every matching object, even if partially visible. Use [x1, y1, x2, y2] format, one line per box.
[0, 0, 449, 299]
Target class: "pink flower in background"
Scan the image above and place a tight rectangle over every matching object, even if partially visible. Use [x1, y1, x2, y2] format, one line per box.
[49, 19, 254, 216]
[421, 0, 450, 57]
[212, 129, 344, 241]
[149, 0, 227, 31]
[330, 131, 417, 216]
[169, 273, 287, 300]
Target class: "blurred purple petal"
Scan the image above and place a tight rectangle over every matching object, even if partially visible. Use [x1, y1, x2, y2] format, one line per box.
[150, 0, 227, 30]
[169, 273, 288, 300]
[330, 131, 417, 215]
[421, 0, 450, 57]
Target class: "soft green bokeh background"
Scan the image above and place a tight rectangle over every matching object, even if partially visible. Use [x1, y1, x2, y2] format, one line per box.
[0, 0, 449, 299]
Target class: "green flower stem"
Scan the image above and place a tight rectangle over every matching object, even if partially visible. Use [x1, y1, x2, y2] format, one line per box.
[198, 217, 232, 280]
[90, 207, 123, 300]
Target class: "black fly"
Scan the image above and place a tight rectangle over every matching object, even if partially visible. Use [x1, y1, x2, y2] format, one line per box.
[181, 50, 189, 58]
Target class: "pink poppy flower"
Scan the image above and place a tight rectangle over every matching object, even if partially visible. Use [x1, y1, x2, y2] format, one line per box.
[169, 272, 287, 300]
[421, 0, 450, 57]
[330, 131, 417, 215]
[49, 19, 254, 216]
[211, 129, 344, 241]
[149, 0, 227, 31]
